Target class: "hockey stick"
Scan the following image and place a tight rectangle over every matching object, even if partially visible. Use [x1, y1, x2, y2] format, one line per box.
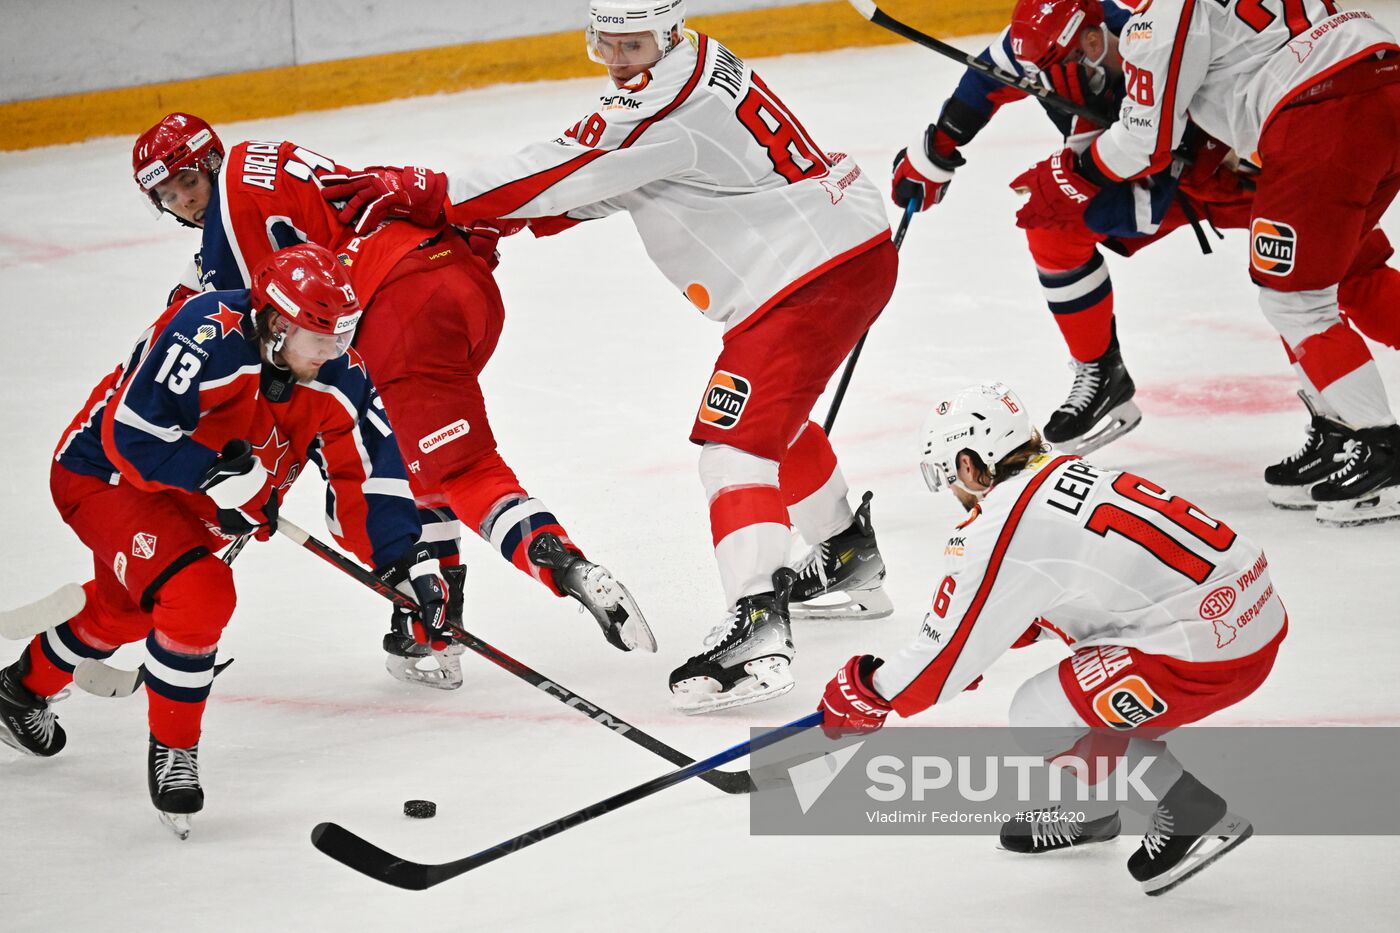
[277, 517, 754, 795]
[0, 584, 86, 641]
[845, 0, 1113, 125]
[311, 710, 823, 889]
[821, 197, 918, 435]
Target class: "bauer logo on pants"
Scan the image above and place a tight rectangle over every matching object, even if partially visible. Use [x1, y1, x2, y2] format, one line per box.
[700, 371, 751, 429]
[1251, 219, 1297, 276]
[1093, 675, 1168, 730]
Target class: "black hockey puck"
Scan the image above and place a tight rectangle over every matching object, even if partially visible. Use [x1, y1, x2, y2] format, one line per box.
[403, 799, 437, 819]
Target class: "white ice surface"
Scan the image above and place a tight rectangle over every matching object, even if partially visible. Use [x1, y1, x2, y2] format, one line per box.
[3, 10, 1400, 931]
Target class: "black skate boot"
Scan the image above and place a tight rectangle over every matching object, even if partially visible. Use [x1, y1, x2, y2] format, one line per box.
[789, 491, 892, 621]
[999, 806, 1121, 854]
[384, 565, 467, 690]
[1127, 771, 1252, 896]
[0, 653, 66, 757]
[148, 735, 204, 840]
[1043, 344, 1141, 455]
[529, 533, 656, 652]
[1312, 424, 1400, 527]
[1264, 392, 1354, 509]
[670, 569, 798, 714]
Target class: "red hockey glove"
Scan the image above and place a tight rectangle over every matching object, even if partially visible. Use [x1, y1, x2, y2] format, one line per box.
[456, 218, 526, 270]
[377, 545, 451, 646]
[1038, 62, 1115, 116]
[1011, 148, 1101, 231]
[198, 440, 279, 540]
[321, 166, 448, 236]
[820, 655, 894, 738]
[891, 124, 963, 211]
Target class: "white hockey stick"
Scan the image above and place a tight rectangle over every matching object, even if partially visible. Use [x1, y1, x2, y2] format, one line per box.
[0, 583, 86, 641]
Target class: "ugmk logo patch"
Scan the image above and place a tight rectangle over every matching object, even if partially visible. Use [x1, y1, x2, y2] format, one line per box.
[1251, 219, 1297, 276]
[700, 371, 751, 429]
[1092, 675, 1168, 730]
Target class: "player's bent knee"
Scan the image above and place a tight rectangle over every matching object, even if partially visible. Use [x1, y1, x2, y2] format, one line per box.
[698, 443, 779, 498]
[1009, 666, 1084, 731]
[146, 549, 237, 646]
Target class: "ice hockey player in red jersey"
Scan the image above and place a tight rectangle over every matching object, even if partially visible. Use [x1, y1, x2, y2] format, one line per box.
[819, 383, 1286, 894]
[132, 113, 654, 692]
[894, 0, 1400, 504]
[318, 0, 898, 713]
[0, 244, 444, 838]
[1007, 0, 1400, 525]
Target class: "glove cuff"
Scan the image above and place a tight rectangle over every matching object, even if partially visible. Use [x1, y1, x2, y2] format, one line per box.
[909, 132, 958, 183]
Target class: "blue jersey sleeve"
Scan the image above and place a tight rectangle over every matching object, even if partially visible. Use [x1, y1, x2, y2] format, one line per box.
[105, 292, 258, 491]
[306, 350, 421, 570]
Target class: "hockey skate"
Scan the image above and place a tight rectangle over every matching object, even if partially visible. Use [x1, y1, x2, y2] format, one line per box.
[1127, 771, 1252, 896]
[789, 491, 892, 621]
[1043, 345, 1142, 455]
[999, 806, 1121, 854]
[384, 565, 468, 690]
[0, 654, 66, 757]
[528, 533, 656, 653]
[1264, 392, 1354, 509]
[1312, 424, 1400, 527]
[669, 569, 797, 715]
[148, 735, 203, 840]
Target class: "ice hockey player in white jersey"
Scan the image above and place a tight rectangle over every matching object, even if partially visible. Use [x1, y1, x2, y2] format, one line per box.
[1010, 0, 1400, 525]
[819, 383, 1287, 895]
[321, 0, 899, 712]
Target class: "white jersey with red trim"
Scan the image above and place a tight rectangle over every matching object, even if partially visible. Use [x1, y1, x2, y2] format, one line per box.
[1090, 0, 1398, 180]
[440, 32, 890, 332]
[872, 455, 1286, 718]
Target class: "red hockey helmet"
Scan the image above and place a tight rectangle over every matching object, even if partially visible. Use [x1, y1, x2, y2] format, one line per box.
[1009, 0, 1106, 71]
[132, 112, 224, 210]
[251, 244, 363, 360]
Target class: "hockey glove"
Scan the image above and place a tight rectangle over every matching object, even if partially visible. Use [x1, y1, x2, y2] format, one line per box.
[891, 124, 963, 211]
[1038, 63, 1114, 118]
[320, 166, 448, 236]
[198, 440, 279, 540]
[377, 545, 451, 646]
[820, 654, 894, 738]
[456, 218, 526, 271]
[1011, 147, 1102, 231]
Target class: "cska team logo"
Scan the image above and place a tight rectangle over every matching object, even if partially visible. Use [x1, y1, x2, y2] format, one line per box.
[1093, 675, 1168, 730]
[1251, 218, 1297, 276]
[700, 371, 751, 429]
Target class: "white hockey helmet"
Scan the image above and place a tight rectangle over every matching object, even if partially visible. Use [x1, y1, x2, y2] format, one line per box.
[919, 383, 1034, 493]
[586, 0, 687, 65]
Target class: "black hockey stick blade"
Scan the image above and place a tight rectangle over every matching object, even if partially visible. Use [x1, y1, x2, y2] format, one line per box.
[277, 517, 753, 794]
[845, 0, 1112, 125]
[311, 711, 822, 890]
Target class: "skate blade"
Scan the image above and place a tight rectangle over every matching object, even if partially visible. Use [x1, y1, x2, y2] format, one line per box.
[1062, 401, 1143, 456]
[0, 729, 40, 757]
[384, 655, 463, 691]
[671, 657, 795, 715]
[1265, 484, 1319, 510]
[158, 811, 194, 840]
[791, 585, 893, 621]
[1142, 813, 1253, 896]
[1314, 486, 1400, 527]
[614, 582, 657, 653]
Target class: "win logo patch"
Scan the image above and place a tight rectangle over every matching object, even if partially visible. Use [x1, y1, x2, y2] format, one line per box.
[700, 371, 751, 429]
[1251, 219, 1297, 276]
[1093, 675, 1168, 731]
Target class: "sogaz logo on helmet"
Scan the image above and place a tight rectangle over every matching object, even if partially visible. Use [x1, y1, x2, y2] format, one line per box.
[597, 13, 627, 24]
[138, 161, 170, 190]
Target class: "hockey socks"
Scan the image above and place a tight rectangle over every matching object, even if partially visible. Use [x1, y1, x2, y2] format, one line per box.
[700, 443, 790, 606]
[22, 620, 117, 698]
[143, 633, 217, 749]
[780, 421, 854, 545]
